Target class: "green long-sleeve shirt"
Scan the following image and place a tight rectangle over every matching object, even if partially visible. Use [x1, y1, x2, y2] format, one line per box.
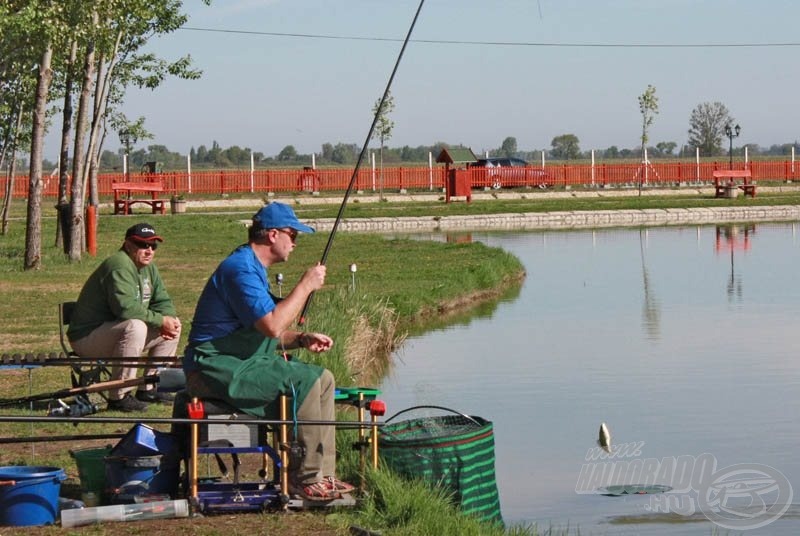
[67, 249, 177, 342]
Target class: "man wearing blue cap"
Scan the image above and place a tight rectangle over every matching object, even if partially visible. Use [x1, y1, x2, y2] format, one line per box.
[184, 202, 354, 501]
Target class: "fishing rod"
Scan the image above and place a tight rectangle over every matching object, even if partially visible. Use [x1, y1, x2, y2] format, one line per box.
[299, 0, 426, 325]
[0, 414, 384, 428]
[0, 354, 181, 367]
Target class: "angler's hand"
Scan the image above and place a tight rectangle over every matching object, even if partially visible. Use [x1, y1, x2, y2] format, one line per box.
[300, 332, 333, 353]
[299, 263, 327, 293]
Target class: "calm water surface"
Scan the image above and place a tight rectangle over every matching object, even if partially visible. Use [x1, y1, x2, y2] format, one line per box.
[379, 223, 800, 535]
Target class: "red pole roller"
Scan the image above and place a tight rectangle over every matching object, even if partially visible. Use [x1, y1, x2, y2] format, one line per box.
[85, 205, 97, 257]
[368, 399, 386, 417]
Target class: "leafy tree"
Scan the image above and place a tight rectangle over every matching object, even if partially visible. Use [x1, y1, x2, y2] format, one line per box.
[688, 102, 734, 156]
[371, 90, 395, 199]
[321, 143, 333, 161]
[331, 143, 358, 164]
[637, 85, 659, 194]
[1, 0, 209, 265]
[499, 136, 518, 158]
[638, 85, 658, 159]
[655, 141, 677, 156]
[278, 145, 298, 161]
[604, 146, 619, 159]
[223, 145, 249, 166]
[550, 134, 580, 160]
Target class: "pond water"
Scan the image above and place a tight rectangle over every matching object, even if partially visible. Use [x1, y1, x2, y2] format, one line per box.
[379, 223, 800, 535]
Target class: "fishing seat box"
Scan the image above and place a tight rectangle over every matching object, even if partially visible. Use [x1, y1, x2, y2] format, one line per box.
[171, 390, 269, 449]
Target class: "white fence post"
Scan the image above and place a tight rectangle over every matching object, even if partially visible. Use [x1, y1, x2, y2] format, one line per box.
[428, 151, 433, 190]
[591, 149, 595, 186]
[696, 147, 700, 182]
[187, 154, 192, 193]
[249, 151, 254, 193]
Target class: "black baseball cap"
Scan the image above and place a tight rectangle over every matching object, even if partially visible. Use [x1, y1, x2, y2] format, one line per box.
[125, 223, 163, 242]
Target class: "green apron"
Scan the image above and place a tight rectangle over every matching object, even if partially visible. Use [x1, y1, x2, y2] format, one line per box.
[190, 326, 324, 418]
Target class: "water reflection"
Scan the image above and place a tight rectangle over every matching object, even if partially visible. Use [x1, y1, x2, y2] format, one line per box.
[445, 232, 473, 244]
[640, 229, 661, 341]
[715, 224, 755, 302]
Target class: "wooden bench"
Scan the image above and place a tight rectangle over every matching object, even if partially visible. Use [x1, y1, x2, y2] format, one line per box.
[111, 181, 167, 215]
[712, 169, 756, 198]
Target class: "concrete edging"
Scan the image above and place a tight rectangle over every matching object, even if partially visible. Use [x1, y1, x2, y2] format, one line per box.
[303, 205, 800, 233]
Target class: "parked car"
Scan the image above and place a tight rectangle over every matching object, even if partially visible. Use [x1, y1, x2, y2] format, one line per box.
[468, 157, 554, 189]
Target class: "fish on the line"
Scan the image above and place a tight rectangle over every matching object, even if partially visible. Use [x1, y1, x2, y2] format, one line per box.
[598, 422, 612, 453]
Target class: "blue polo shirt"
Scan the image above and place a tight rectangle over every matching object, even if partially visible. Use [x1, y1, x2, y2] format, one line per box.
[184, 244, 275, 372]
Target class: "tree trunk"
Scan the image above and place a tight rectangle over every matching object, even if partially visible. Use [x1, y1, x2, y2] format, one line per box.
[24, 44, 53, 270]
[68, 26, 96, 262]
[56, 39, 78, 252]
[1, 104, 24, 235]
[84, 30, 122, 211]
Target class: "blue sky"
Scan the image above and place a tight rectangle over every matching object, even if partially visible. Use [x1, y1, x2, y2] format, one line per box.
[102, 0, 800, 159]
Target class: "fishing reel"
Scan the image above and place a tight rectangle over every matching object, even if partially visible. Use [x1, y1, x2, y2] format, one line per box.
[48, 395, 98, 418]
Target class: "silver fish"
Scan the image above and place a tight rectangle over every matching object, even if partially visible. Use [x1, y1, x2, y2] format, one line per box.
[598, 422, 612, 453]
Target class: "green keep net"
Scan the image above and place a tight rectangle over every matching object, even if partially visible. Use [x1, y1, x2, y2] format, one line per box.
[378, 408, 503, 525]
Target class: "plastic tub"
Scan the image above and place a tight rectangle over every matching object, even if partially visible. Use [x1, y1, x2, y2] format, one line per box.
[111, 424, 177, 457]
[70, 446, 112, 500]
[0, 466, 66, 526]
[104, 455, 180, 502]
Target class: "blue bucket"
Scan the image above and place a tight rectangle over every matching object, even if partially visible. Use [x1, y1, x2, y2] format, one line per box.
[0, 466, 66, 526]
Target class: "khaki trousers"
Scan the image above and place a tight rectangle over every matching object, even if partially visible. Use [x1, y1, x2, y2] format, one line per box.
[70, 319, 180, 401]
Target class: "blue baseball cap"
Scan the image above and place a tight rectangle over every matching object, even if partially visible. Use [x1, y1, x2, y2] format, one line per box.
[252, 203, 315, 234]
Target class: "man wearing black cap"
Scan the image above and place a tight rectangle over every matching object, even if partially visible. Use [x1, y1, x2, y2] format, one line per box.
[68, 223, 182, 412]
[184, 202, 355, 501]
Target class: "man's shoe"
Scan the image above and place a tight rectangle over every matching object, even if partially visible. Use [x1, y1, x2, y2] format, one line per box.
[135, 390, 175, 404]
[107, 394, 148, 412]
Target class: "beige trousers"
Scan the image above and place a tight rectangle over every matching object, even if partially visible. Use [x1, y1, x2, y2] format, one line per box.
[70, 319, 180, 401]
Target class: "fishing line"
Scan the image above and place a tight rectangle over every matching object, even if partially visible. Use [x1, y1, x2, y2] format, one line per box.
[298, 0, 426, 325]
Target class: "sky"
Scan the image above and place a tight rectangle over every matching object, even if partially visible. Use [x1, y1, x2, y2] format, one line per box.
[61, 0, 800, 160]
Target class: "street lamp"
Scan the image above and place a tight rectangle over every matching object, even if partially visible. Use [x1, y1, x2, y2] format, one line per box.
[118, 128, 138, 181]
[724, 123, 741, 170]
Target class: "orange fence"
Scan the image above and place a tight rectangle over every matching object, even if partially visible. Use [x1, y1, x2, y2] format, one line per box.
[3, 160, 800, 199]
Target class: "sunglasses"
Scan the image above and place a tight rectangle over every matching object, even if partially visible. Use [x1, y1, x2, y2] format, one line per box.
[130, 238, 158, 251]
[276, 228, 298, 244]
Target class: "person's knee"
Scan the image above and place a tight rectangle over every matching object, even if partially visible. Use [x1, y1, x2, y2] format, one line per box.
[117, 319, 148, 351]
[320, 369, 334, 389]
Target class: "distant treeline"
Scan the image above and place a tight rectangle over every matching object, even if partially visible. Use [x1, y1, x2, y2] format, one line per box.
[30, 139, 800, 173]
